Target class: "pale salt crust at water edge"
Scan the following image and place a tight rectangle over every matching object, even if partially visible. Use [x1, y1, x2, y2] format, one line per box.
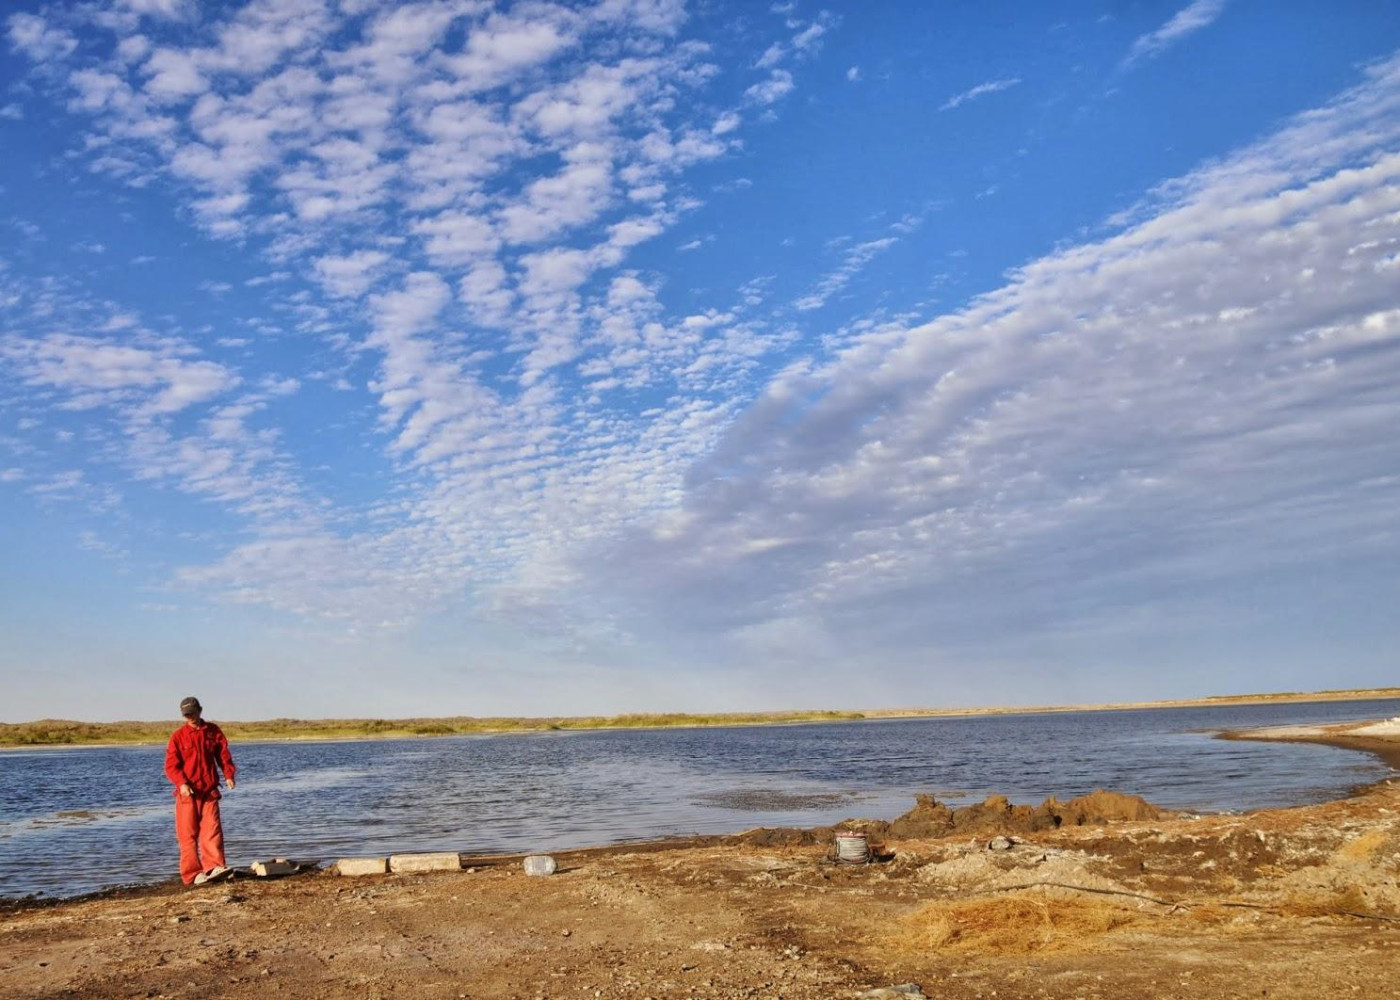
[1351, 718, 1400, 737]
[1234, 719, 1400, 740]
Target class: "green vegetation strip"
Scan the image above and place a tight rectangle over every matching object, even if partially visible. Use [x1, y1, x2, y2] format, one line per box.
[0, 711, 868, 746]
[3, 688, 1397, 747]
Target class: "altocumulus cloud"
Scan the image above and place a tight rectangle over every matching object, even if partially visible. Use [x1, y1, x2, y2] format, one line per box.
[0, 0, 1397, 706]
[570, 55, 1400, 673]
[2, 0, 819, 632]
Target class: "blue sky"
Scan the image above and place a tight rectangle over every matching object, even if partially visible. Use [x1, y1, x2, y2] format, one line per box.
[2, 0, 1399, 722]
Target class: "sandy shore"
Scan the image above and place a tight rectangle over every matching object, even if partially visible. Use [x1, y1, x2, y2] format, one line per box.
[2, 722, 1398, 1000]
[5, 688, 1398, 751]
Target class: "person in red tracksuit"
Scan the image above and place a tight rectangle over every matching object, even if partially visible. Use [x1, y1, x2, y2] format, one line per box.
[164, 696, 237, 885]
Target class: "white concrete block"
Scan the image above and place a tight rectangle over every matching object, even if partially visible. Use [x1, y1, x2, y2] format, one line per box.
[335, 857, 389, 876]
[388, 852, 461, 874]
[251, 858, 299, 877]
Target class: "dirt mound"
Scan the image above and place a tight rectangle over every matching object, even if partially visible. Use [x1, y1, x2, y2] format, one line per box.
[724, 790, 1166, 847]
[726, 826, 822, 847]
[1049, 790, 1164, 824]
[885, 790, 1164, 839]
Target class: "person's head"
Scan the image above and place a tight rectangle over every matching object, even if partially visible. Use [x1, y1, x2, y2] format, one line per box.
[179, 696, 203, 723]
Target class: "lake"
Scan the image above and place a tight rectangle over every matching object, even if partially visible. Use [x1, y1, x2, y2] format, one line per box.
[2, 698, 1396, 900]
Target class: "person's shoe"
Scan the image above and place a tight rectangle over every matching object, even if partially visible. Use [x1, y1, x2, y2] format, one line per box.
[192, 866, 231, 886]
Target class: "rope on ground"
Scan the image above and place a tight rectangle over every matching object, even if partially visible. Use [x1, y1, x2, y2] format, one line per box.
[963, 881, 1400, 923]
[1216, 900, 1400, 923]
[963, 881, 1176, 906]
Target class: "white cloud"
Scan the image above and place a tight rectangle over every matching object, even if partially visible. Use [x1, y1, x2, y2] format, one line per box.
[939, 76, 1021, 112]
[744, 69, 794, 106]
[712, 111, 740, 135]
[1123, 0, 1228, 69]
[446, 8, 577, 92]
[0, 0, 819, 646]
[1, 333, 236, 417]
[459, 259, 515, 327]
[794, 234, 902, 311]
[573, 58, 1400, 655]
[141, 48, 208, 101]
[755, 43, 785, 70]
[499, 151, 614, 244]
[117, 0, 191, 18]
[414, 212, 501, 265]
[791, 18, 829, 55]
[6, 12, 77, 61]
[313, 250, 391, 298]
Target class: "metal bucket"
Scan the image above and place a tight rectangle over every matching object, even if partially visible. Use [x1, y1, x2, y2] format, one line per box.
[834, 830, 869, 864]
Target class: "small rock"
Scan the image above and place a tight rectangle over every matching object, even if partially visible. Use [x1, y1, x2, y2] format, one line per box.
[562, 929, 572, 937]
[987, 836, 1015, 851]
[860, 985, 926, 1000]
[250, 858, 298, 877]
[169, 915, 190, 924]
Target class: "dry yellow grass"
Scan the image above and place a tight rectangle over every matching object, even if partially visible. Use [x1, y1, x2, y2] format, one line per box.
[1275, 885, 1398, 919]
[890, 894, 1146, 955]
[1335, 828, 1391, 864]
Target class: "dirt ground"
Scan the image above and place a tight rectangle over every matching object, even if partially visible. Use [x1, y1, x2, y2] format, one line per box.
[3, 722, 1399, 1000]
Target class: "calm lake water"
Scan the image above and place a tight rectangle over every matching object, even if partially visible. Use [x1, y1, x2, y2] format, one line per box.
[2, 699, 1397, 900]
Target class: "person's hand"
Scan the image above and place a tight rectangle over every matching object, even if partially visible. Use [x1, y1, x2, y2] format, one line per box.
[226, 778, 236, 791]
[179, 783, 192, 798]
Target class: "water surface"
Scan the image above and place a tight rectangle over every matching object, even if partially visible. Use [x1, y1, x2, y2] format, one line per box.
[1, 698, 1395, 899]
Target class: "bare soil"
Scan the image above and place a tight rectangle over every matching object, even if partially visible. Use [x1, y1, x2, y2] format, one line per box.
[2, 723, 1398, 1000]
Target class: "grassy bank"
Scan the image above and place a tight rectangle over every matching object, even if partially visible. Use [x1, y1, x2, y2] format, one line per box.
[0, 710, 868, 747]
[3, 687, 1397, 747]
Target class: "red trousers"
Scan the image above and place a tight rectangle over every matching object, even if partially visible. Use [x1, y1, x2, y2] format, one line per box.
[175, 794, 225, 884]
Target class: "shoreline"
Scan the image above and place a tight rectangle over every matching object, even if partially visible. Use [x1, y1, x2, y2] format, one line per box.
[6, 716, 1397, 908]
[4, 719, 1399, 999]
[1219, 717, 1400, 770]
[4, 686, 1399, 751]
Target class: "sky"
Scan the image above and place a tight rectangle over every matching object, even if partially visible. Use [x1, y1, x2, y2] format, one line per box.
[2, 1, 1399, 722]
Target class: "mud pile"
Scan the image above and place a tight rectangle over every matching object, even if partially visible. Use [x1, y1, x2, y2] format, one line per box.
[728, 789, 1166, 847]
[886, 789, 1164, 838]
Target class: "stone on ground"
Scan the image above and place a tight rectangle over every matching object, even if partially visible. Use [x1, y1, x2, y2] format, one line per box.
[388, 852, 462, 873]
[251, 858, 298, 877]
[335, 857, 389, 876]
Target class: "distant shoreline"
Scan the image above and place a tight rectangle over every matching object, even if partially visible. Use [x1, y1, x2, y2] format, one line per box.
[3, 687, 1398, 750]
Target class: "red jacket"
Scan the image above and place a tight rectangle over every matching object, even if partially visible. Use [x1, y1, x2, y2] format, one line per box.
[164, 721, 236, 799]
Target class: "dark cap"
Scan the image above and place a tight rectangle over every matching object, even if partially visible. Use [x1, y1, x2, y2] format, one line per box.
[180, 696, 202, 717]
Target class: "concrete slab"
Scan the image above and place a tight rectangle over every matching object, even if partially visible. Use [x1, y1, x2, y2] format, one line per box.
[251, 858, 299, 877]
[335, 857, 389, 876]
[388, 852, 461, 874]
